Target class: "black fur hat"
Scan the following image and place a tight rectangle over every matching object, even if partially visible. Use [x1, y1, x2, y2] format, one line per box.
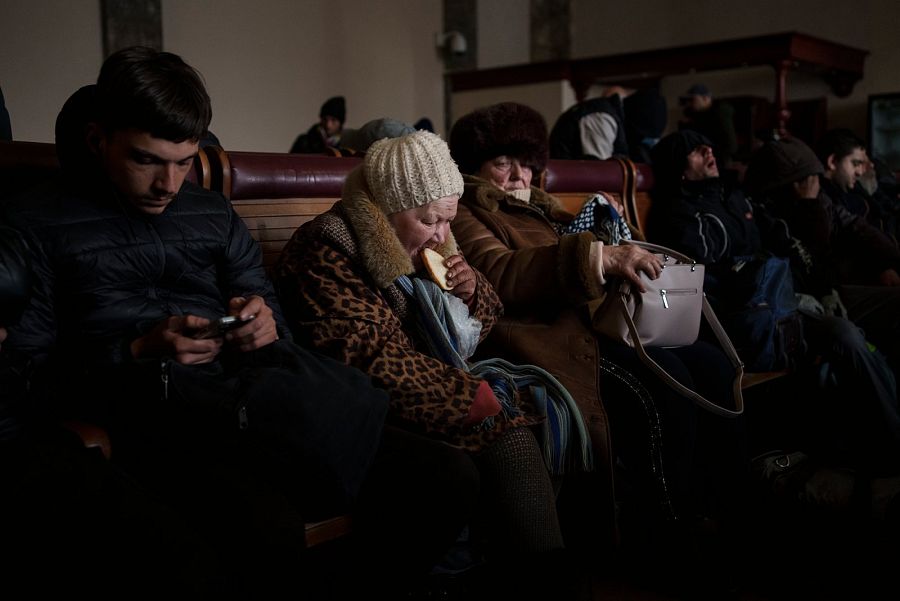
[449, 102, 548, 175]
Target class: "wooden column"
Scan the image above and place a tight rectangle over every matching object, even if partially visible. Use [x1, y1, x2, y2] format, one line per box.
[774, 60, 792, 137]
[100, 0, 162, 57]
[531, 0, 571, 62]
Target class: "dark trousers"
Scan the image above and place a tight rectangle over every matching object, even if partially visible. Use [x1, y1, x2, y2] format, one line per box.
[0, 426, 224, 599]
[98, 379, 477, 599]
[841, 284, 900, 375]
[345, 425, 480, 597]
[802, 313, 900, 472]
[596, 338, 748, 522]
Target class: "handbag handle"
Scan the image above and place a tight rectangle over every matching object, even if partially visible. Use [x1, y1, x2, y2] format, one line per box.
[618, 240, 745, 418]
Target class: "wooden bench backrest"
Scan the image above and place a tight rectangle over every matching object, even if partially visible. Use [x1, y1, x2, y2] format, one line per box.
[0, 140, 208, 202]
[1, 140, 654, 259]
[541, 157, 654, 235]
[204, 146, 360, 271]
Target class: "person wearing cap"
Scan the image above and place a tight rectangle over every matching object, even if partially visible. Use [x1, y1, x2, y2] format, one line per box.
[289, 95, 346, 154]
[449, 102, 748, 593]
[274, 130, 587, 599]
[652, 131, 900, 475]
[679, 83, 738, 173]
[746, 135, 900, 368]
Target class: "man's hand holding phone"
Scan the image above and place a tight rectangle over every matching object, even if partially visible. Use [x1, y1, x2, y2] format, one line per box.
[192, 314, 256, 339]
[225, 295, 280, 351]
[130, 314, 225, 365]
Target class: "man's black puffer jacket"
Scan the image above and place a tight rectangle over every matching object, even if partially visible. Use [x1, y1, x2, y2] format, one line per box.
[2, 85, 288, 372]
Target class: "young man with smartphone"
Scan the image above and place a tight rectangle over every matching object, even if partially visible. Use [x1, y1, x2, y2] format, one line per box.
[2, 47, 478, 598]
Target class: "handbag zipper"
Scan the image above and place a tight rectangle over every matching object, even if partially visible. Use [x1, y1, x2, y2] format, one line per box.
[659, 288, 698, 309]
[160, 358, 170, 401]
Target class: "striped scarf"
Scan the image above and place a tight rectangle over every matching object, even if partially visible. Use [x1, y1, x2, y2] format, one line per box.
[396, 275, 593, 475]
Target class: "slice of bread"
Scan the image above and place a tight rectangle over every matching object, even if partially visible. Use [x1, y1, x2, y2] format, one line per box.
[420, 248, 452, 290]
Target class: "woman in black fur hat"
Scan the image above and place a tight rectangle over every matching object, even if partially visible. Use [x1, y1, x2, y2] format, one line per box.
[450, 101, 749, 594]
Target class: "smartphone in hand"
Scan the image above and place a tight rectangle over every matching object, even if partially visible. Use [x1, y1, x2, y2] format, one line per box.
[192, 315, 256, 339]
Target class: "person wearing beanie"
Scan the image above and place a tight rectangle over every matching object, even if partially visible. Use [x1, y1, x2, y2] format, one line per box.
[648, 130, 762, 267]
[337, 116, 415, 155]
[289, 95, 346, 154]
[652, 132, 900, 473]
[678, 82, 739, 173]
[274, 130, 587, 598]
[449, 101, 755, 594]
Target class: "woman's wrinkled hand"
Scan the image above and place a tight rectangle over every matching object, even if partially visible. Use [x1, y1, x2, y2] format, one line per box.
[444, 255, 477, 303]
[603, 245, 663, 292]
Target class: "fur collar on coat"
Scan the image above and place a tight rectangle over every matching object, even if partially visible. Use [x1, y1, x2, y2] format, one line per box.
[340, 165, 459, 289]
[461, 175, 572, 222]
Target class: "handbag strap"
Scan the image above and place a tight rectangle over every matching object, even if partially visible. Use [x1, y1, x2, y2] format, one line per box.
[617, 281, 746, 419]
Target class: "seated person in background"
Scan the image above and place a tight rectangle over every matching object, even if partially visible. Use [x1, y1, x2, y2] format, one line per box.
[2, 47, 476, 599]
[549, 87, 629, 160]
[859, 154, 900, 244]
[290, 95, 345, 154]
[650, 131, 900, 475]
[622, 86, 667, 165]
[815, 128, 899, 244]
[273, 131, 588, 599]
[678, 83, 738, 173]
[337, 116, 415, 155]
[449, 101, 748, 593]
[414, 116, 435, 132]
[745, 135, 900, 380]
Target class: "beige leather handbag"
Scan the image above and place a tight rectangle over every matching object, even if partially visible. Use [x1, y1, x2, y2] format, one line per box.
[593, 240, 745, 418]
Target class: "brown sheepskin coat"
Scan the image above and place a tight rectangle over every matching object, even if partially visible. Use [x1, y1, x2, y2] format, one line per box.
[272, 166, 539, 452]
[452, 175, 615, 493]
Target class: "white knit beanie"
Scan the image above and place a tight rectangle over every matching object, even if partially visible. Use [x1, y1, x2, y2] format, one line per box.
[364, 130, 464, 215]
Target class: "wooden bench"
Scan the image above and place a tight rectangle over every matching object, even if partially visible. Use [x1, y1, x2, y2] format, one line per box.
[541, 156, 654, 233]
[0, 140, 783, 550]
[203, 145, 360, 272]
